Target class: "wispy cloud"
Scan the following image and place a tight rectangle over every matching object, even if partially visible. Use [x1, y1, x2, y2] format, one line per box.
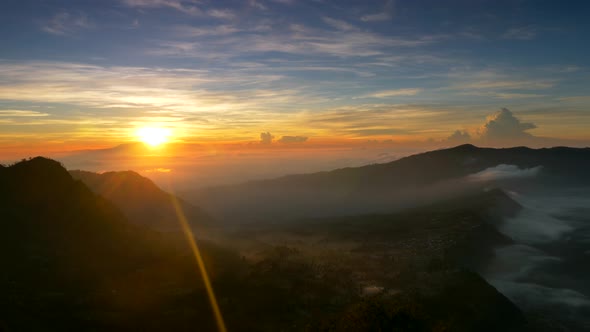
[173, 24, 240, 37]
[322, 17, 358, 31]
[154, 24, 442, 59]
[495, 93, 545, 99]
[0, 61, 326, 139]
[248, 0, 267, 10]
[360, 0, 394, 22]
[502, 26, 537, 40]
[122, 0, 203, 15]
[0, 110, 50, 117]
[42, 11, 92, 35]
[364, 88, 422, 98]
[455, 80, 554, 90]
[207, 9, 236, 20]
[361, 12, 391, 22]
[300, 104, 453, 137]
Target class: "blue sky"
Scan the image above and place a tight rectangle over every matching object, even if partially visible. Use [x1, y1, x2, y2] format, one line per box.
[1, 0, 589, 156]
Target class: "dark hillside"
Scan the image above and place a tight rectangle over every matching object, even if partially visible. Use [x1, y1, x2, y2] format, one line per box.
[70, 169, 213, 232]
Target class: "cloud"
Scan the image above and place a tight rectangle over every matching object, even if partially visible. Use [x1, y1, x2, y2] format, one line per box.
[122, 0, 202, 15]
[42, 11, 92, 35]
[494, 281, 590, 309]
[349, 128, 410, 136]
[494, 93, 545, 99]
[151, 9, 442, 59]
[0, 110, 50, 117]
[445, 130, 471, 144]
[278, 135, 308, 143]
[443, 108, 590, 148]
[467, 164, 542, 182]
[207, 9, 236, 20]
[303, 104, 451, 138]
[454, 80, 554, 90]
[174, 24, 240, 37]
[361, 0, 394, 22]
[479, 108, 537, 140]
[322, 17, 358, 31]
[502, 26, 537, 40]
[361, 12, 391, 22]
[248, 0, 267, 10]
[365, 88, 422, 98]
[260, 132, 274, 144]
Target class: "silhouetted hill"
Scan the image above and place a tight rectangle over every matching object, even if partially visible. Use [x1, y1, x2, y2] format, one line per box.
[70, 170, 213, 232]
[0, 157, 233, 331]
[194, 144, 590, 222]
[215, 144, 590, 190]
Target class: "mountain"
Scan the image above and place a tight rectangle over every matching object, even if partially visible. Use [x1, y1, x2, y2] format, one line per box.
[193, 144, 590, 222]
[224, 188, 529, 331]
[0, 157, 532, 331]
[0, 157, 235, 331]
[70, 169, 213, 232]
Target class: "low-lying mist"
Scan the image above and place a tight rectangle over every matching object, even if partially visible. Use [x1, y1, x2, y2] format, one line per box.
[192, 164, 545, 224]
[483, 188, 590, 330]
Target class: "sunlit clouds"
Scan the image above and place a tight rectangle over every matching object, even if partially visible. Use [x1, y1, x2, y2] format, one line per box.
[0, 0, 589, 162]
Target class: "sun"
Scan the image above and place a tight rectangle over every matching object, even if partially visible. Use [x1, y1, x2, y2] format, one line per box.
[136, 127, 171, 147]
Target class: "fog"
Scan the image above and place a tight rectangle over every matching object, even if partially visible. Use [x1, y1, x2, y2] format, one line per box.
[191, 163, 546, 224]
[467, 164, 543, 182]
[483, 188, 590, 329]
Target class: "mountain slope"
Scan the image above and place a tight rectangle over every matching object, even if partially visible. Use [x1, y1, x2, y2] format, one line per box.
[70, 169, 213, 232]
[227, 188, 528, 331]
[0, 157, 532, 331]
[194, 144, 590, 222]
[0, 157, 228, 331]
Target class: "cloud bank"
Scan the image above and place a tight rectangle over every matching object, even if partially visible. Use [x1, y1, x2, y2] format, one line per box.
[278, 136, 308, 143]
[468, 164, 542, 182]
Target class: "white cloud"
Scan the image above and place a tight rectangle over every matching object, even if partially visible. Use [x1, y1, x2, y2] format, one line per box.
[0, 110, 50, 117]
[468, 164, 542, 182]
[479, 108, 537, 140]
[366, 88, 422, 98]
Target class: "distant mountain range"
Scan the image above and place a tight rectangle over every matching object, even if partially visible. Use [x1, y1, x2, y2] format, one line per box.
[70, 169, 213, 232]
[193, 144, 590, 222]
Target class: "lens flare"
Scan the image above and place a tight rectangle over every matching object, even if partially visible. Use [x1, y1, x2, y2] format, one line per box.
[167, 189, 227, 332]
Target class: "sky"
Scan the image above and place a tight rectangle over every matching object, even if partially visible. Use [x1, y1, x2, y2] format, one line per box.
[1, 0, 589, 185]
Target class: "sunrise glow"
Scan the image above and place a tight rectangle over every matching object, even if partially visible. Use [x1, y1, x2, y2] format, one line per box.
[136, 127, 171, 147]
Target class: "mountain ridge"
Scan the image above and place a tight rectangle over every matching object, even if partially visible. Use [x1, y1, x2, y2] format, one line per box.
[192, 144, 590, 223]
[70, 169, 213, 232]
